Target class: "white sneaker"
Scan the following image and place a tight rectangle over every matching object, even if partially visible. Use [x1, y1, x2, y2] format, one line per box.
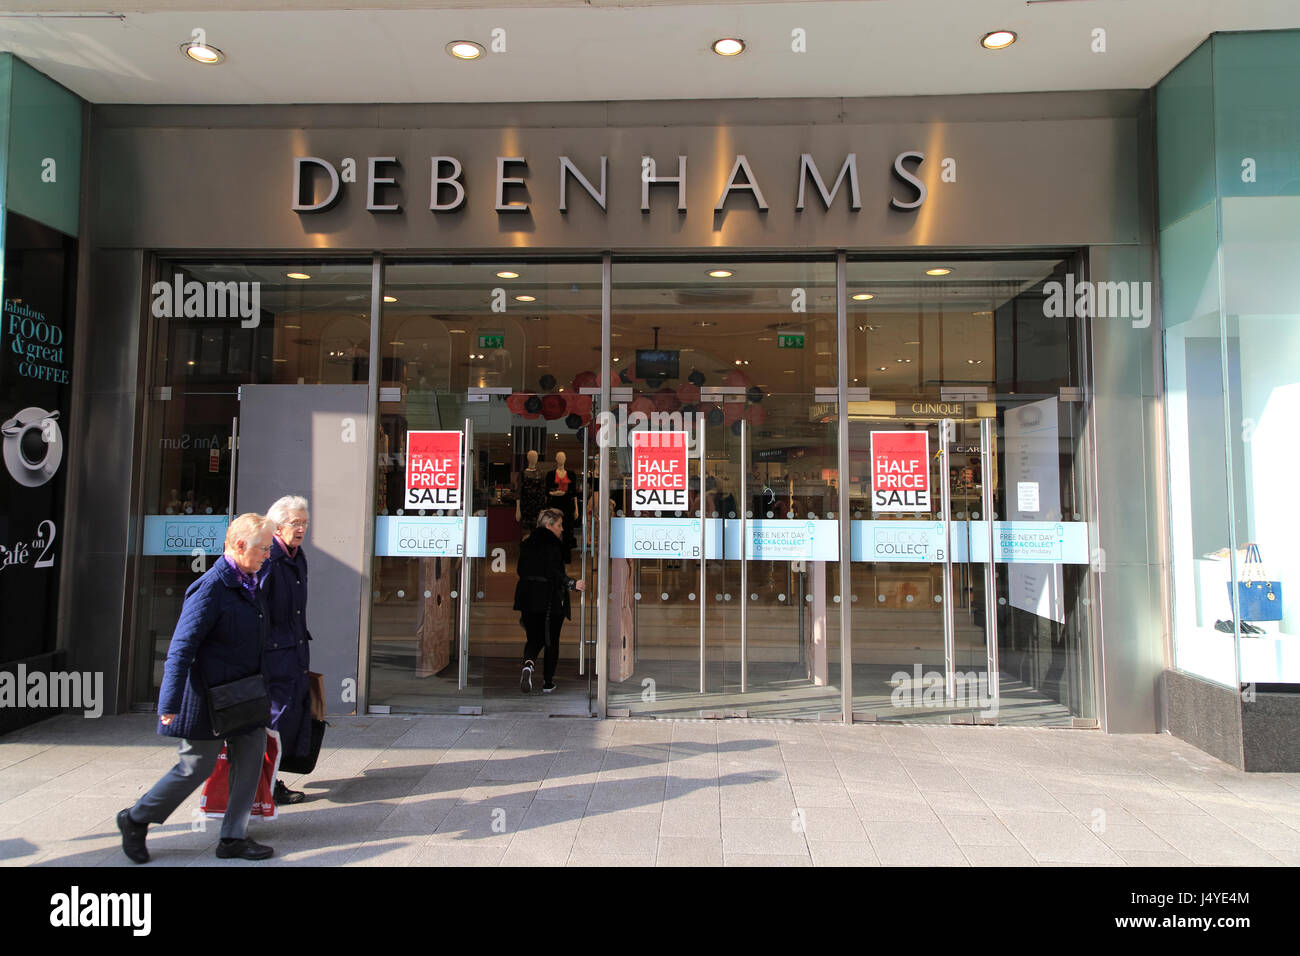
[520, 661, 534, 694]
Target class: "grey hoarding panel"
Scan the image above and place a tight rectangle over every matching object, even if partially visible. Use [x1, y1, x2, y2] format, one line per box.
[236, 384, 367, 717]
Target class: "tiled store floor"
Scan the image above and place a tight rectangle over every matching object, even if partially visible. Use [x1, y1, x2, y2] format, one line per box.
[1, 713, 1297, 867]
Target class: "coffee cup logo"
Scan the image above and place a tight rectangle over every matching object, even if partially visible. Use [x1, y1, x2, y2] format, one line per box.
[2, 407, 63, 487]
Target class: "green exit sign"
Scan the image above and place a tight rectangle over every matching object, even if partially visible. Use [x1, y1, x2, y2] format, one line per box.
[478, 333, 505, 349]
[777, 334, 804, 349]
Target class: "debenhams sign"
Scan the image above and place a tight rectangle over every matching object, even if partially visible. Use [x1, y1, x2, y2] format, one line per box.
[290, 151, 928, 215]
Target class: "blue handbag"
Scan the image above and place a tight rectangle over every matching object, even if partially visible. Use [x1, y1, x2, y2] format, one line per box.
[1230, 544, 1283, 622]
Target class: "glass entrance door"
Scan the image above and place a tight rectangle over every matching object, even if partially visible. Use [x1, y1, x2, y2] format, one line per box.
[368, 259, 602, 714]
[844, 256, 1097, 725]
[604, 259, 842, 718]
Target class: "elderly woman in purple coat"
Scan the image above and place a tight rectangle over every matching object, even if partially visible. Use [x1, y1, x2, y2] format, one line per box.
[258, 495, 314, 805]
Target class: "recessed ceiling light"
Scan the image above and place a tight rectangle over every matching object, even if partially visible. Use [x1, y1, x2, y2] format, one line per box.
[708, 269, 733, 278]
[273, 358, 287, 363]
[285, 272, 311, 280]
[925, 268, 952, 276]
[284, 324, 301, 330]
[537, 345, 552, 350]
[515, 295, 536, 302]
[967, 359, 983, 365]
[449, 329, 466, 334]
[496, 271, 519, 279]
[973, 310, 993, 316]
[180, 40, 225, 65]
[383, 296, 397, 303]
[389, 341, 405, 346]
[981, 30, 1017, 51]
[904, 340, 920, 345]
[447, 40, 484, 60]
[713, 38, 745, 56]
[852, 293, 875, 301]
[877, 366, 887, 371]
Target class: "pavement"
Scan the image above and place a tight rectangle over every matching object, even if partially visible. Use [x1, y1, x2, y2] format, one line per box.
[1, 713, 1298, 867]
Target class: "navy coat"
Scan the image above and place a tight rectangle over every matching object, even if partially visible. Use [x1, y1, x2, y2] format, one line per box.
[257, 540, 313, 757]
[156, 556, 269, 740]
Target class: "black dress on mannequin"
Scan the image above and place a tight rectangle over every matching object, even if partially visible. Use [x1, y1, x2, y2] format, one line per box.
[517, 467, 547, 534]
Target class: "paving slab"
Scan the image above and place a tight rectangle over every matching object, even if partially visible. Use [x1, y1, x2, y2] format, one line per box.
[1, 714, 1295, 867]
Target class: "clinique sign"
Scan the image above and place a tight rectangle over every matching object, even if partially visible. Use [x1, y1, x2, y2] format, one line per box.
[290, 151, 928, 215]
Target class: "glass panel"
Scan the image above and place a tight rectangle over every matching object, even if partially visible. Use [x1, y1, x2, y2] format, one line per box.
[607, 259, 840, 718]
[367, 260, 602, 712]
[131, 260, 372, 705]
[1215, 32, 1300, 687]
[845, 258, 1095, 724]
[1160, 212, 1235, 685]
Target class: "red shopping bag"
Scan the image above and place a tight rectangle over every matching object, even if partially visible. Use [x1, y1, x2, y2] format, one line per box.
[199, 729, 282, 821]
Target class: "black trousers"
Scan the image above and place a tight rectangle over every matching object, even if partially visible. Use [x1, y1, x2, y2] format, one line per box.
[521, 611, 565, 683]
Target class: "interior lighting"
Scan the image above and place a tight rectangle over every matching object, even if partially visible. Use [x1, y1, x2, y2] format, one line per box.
[925, 268, 952, 276]
[712, 38, 745, 56]
[180, 40, 225, 64]
[496, 271, 519, 279]
[981, 30, 1017, 51]
[708, 270, 733, 278]
[286, 272, 311, 280]
[447, 40, 484, 59]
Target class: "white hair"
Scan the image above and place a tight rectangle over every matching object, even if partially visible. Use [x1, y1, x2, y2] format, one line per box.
[225, 513, 271, 552]
[267, 495, 310, 527]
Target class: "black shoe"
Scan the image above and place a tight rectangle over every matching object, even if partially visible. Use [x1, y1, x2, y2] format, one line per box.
[116, 808, 149, 864]
[521, 661, 534, 694]
[216, 837, 274, 860]
[542, 681, 556, 694]
[274, 780, 305, 805]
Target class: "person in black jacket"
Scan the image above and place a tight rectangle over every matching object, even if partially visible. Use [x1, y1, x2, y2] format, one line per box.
[515, 507, 585, 693]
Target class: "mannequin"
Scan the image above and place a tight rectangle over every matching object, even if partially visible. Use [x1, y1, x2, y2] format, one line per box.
[515, 449, 547, 535]
[546, 450, 579, 561]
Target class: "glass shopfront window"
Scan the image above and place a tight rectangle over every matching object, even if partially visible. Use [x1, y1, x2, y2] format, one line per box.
[130, 259, 372, 706]
[129, 252, 1105, 725]
[1158, 31, 1300, 690]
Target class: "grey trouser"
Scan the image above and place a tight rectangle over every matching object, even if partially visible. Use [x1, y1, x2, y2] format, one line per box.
[131, 729, 266, 840]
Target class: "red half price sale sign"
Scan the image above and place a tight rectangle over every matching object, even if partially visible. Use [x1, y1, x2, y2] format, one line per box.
[631, 430, 688, 511]
[871, 430, 930, 513]
[406, 430, 463, 509]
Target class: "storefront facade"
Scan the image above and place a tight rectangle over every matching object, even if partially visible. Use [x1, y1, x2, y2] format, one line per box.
[1156, 31, 1300, 770]
[50, 88, 1171, 734]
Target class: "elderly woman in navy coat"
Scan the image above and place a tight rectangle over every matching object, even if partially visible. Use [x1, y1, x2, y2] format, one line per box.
[259, 495, 314, 805]
[116, 513, 276, 863]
